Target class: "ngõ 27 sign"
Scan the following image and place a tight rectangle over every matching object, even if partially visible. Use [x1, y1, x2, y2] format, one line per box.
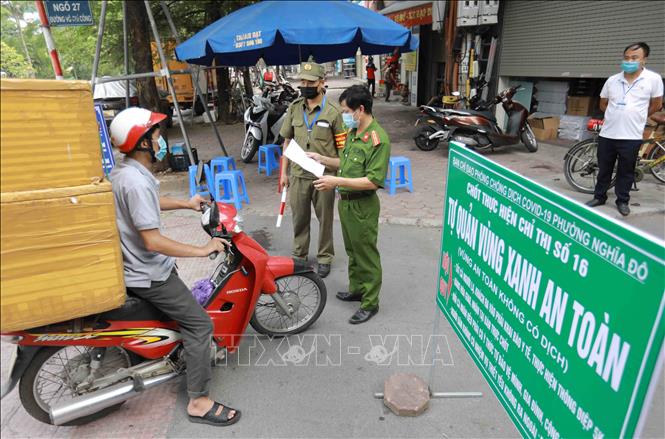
[437, 142, 664, 438]
[45, 1, 93, 27]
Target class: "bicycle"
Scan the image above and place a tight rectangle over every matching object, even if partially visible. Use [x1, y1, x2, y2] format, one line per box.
[563, 115, 665, 193]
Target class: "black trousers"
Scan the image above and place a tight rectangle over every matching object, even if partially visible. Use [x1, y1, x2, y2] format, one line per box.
[128, 270, 213, 399]
[367, 78, 375, 96]
[594, 136, 642, 204]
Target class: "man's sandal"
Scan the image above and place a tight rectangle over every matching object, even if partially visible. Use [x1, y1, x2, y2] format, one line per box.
[188, 402, 241, 427]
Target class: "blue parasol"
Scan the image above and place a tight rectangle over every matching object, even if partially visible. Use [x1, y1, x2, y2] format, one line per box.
[175, 0, 419, 66]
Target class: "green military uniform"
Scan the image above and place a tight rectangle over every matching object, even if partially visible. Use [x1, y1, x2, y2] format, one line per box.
[337, 119, 391, 311]
[279, 60, 346, 264]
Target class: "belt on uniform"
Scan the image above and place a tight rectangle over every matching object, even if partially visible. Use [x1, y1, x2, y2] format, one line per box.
[338, 191, 374, 201]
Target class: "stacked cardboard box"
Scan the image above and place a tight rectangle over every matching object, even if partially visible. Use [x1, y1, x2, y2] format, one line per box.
[528, 116, 560, 141]
[1, 79, 125, 332]
[566, 96, 598, 117]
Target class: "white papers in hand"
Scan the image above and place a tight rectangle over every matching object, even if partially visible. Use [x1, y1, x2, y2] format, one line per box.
[283, 139, 325, 177]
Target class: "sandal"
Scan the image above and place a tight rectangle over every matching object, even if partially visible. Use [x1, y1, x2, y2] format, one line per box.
[188, 401, 241, 427]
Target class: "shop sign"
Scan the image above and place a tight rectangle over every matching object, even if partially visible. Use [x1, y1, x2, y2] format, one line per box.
[387, 3, 432, 27]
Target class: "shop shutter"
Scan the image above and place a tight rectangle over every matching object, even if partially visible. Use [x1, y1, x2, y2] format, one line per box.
[498, 0, 665, 78]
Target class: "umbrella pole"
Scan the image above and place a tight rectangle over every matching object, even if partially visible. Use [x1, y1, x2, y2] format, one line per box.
[160, 1, 228, 157]
[144, 1, 196, 165]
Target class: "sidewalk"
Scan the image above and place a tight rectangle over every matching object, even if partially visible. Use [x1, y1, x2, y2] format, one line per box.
[163, 88, 665, 239]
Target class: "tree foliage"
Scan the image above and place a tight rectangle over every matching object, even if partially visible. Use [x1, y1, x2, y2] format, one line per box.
[0, 40, 32, 77]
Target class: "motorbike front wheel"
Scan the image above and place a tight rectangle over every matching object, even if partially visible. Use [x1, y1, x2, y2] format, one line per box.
[414, 125, 441, 151]
[521, 124, 539, 152]
[241, 132, 261, 163]
[19, 346, 134, 425]
[250, 272, 327, 336]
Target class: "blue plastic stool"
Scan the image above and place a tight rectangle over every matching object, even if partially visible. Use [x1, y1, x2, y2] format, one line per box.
[258, 144, 282, 176]
[210, 156, 237, 176]
[188, 164, 211, 198]
[384, 156, 414, 196]
[213, 170, 250, 210]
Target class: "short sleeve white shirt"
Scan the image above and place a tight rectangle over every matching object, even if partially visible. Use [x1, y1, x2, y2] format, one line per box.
[599, 68, 663, 140]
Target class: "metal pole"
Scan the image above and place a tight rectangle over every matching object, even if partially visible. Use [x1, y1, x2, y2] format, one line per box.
[95, 70, 191, 84]
[427, 307, 442, 388]
[35, 0, 64, 80]
[90, 0, 108, 93]
[122, 0, 130, 108]
[159, 1, 228, 156]
[144, 1, 196, 166]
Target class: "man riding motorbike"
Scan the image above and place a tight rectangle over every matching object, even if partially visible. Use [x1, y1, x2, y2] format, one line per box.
[108, 107, 241, 427]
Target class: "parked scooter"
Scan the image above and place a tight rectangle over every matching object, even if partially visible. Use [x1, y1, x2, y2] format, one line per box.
[241, 80, 297, 163]
[0, 185, 327, 425]
[414, 85, 538, 153]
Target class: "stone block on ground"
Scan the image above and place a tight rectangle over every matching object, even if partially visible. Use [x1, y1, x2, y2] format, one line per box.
[383, 373, 430, 417]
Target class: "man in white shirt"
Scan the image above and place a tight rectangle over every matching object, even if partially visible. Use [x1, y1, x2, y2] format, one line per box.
[586, 42, 663, 216]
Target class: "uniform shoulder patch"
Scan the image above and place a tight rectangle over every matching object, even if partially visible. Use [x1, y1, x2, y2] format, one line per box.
[371, 130, 381, 147]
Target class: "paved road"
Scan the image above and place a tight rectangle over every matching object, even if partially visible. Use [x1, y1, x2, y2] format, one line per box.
[2, 212, 663, 438]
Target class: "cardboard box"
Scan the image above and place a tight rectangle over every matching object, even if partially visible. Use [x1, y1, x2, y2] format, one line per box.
[1, 182, 125, 332]
[1, 79, 104, 192]
[566, 96, 597, 116]
[528, 116, 560, 141]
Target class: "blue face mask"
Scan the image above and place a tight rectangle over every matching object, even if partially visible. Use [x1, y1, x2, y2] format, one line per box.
[155, 136, 168, 161]
[621, 60, 640, 74]
[342, 112, 359, 129]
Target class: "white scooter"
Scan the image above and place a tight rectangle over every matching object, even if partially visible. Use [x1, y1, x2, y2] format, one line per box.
[241, 95, 287, 163]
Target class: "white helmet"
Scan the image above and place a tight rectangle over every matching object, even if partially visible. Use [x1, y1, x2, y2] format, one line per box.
[109, 107, 167, 153]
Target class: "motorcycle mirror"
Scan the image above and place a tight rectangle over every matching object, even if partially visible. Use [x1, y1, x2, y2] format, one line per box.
[209, 201, 219, 230]
[195, 161, 204, 185]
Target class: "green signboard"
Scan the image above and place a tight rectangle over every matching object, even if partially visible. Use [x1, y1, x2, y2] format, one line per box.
[437, 142, 664, 438]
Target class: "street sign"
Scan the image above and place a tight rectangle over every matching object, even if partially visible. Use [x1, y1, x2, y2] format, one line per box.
[94, 105, 115, 175]
[44, 1, 93, 27]
[437, 142, 664, 438]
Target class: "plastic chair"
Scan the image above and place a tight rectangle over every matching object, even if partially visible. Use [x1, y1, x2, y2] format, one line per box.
[210, 156, 237, 176]
[384, 156, 414, 196]
[258, 144, 282, 176]
[188, 164, 211, 198]
[212, 170, 250, 210]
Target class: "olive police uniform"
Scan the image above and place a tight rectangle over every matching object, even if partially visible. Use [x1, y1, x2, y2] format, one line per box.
[337, 119, 391, 311]
[279, 60, 346, 264]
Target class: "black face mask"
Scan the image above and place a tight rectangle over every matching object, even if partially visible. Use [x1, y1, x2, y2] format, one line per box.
[299, 86, 319, 99]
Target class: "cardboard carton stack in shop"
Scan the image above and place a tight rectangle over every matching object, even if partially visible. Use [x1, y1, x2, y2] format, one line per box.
[0, 79, 125, 332]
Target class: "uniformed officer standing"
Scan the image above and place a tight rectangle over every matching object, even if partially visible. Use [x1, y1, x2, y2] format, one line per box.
[308, 85, 391, 324]
[279, 57, 346, 278]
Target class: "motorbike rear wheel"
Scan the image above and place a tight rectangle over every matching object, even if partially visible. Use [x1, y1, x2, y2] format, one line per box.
[414, 125, 441, 151]
[250, 272, 327, 336]
[19, 346, 134, 425]
[564, 138, 616, 194]
[521, 124, 539, 152]
[241, 132, 261, 163]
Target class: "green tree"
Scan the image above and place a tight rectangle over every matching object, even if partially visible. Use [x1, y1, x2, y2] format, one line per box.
[0, 40, 32, 77]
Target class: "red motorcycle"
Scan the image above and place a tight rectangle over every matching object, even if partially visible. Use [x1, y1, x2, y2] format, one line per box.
[414, 85, 538, 153]
[0, 199, 326, 425]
